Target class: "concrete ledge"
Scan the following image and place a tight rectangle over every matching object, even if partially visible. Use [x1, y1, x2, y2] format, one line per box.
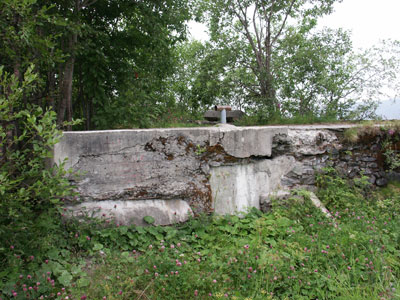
[66, 199, 193, 226]
[53, 125, 286, 169]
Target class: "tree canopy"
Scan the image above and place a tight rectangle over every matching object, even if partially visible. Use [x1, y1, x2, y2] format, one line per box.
[1, 0, 193, 129]
[173, 0, 400, 122]
[1, 0, 399, 129]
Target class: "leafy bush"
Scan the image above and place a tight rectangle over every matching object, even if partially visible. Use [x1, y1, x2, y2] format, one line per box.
[0, 66, 75, 292]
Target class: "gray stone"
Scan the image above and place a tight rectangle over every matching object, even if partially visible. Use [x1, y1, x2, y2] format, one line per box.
[378, 171, 387, 177]
[336, 161, 347, 169]
[373, 172, 381, 178]
[371, 144, 380, 152]
[343, 155, 352, 161]
[291, 165, 305, 176]
[308, 192, 332, 218]
[285, 129, 341, 155]
[65, 199, 193, 226]
[301, 176, 316, 185]
[368, 175, 376, 184]
[327, 147, 339, 155]
[376, 178, 388, 186]
[387, 172, 400, 182]
[362, 168, 373, 175]
[281, 177, 300, 186]
[210, 163, 261, 214]
[262, 190, 291, 202]
[348, 169, 358, 178]
[361, 156, 376, 162]
[52, 125, 287, 216]
[321, 155, 330, 163]
[215, 124, 282, 158]
[367, 162, 378, 168]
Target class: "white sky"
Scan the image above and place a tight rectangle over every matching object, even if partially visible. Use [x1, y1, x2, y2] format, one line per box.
[318, 0, 400, 50]
[188, 0, 400, 50]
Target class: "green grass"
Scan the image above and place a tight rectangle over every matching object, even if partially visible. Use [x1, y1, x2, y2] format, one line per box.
[73, 177, 400, 299]
[1, 174, 400, 300]
[234, 113, 352, 127]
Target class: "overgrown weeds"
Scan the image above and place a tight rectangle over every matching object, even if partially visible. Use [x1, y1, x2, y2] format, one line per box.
[3, 171, 399, 299]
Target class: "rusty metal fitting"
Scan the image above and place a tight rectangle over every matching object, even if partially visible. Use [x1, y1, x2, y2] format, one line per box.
[214, 105, 232, 111]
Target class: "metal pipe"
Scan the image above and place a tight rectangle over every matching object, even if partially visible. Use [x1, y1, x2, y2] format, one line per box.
[220, 109, 227, 124]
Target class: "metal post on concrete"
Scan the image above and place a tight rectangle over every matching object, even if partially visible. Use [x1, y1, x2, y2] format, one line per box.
[214, 105, 231, 124]
[221, 109, 227, 124]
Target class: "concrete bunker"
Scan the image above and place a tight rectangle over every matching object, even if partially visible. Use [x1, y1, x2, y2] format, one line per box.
[52, 124, 396, 226]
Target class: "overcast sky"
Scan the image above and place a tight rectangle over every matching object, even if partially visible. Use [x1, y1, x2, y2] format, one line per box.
[189, 0, 400, 50]
[318, 0, 400, 50]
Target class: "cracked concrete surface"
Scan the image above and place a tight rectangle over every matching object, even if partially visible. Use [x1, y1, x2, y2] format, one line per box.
[53, 125, 284, 224]
[52, 124, 367, 225]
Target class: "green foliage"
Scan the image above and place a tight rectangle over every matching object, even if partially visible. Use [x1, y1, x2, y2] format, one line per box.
[1, 0, 399, 129]
[0, 66, 75, 291]
[382, 140, 400, 171]
[2, 169, 400, 299]
[73, 0, 193, 129]
[196, 0, 340, 118]
[175, 1, 400, 123]
[60, 177, 400, 299]
[169, 40, 246, 112]
[144, 216, 156, 225]
[195, 144, 207, 156]
[315, 167, 370, 209]
[0, 0, 194, 130]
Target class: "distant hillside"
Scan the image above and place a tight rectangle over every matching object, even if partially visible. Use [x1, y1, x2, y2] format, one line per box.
[375, 99, 400, 120]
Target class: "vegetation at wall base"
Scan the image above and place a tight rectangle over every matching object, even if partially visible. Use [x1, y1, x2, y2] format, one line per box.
[0, 66, 77, 298]
[1, 167, 399, 299]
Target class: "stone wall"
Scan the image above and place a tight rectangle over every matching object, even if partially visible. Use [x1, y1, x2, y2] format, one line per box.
[52, 124, 397, 226]
[273, 127, 397, 190]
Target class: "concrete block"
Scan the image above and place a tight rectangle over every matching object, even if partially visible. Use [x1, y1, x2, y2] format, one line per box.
[66, 199, 193, 226]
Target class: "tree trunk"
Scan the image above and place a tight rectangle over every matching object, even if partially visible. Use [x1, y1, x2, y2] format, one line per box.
[261, 31, 277, 112]
[86, 95, 92, 130]
[57, 33, 77, 129]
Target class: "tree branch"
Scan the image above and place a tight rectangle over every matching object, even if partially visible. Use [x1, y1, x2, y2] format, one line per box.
[253, 3, 264, 64]
[271, 0, 295, 46]
[81, 0, 98, 9]
[231, 1, 264, 71]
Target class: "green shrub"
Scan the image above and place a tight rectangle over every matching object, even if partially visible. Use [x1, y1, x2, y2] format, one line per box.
[0, 66, 75, 290]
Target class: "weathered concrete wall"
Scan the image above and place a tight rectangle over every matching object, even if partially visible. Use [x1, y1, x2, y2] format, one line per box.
[53, 124, 396, 225]
[209, 156, 294, 215]
[54, 125, 285, 224]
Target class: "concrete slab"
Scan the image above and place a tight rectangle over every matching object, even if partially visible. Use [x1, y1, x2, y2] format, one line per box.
[66, 199, 193, 226]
